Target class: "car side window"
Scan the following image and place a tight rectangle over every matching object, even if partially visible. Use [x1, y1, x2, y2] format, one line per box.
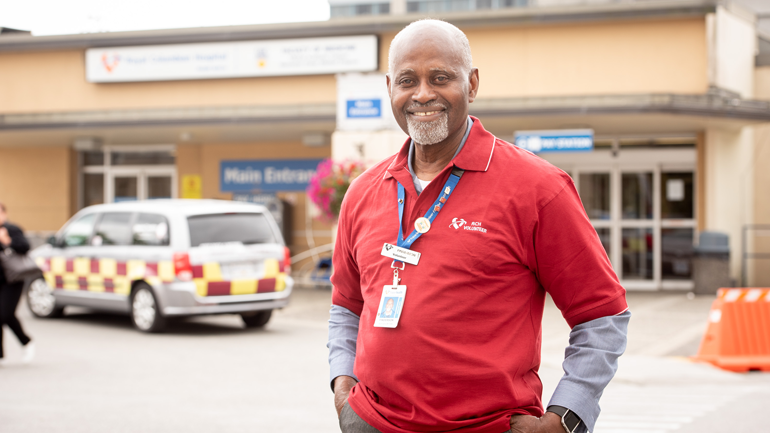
[61, 213, 98, 247]
[132, 213, 170, 246]
[93, 212, 134, 246]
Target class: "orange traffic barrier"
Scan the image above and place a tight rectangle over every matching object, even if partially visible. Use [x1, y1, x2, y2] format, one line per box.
[693, 288, 770, 372]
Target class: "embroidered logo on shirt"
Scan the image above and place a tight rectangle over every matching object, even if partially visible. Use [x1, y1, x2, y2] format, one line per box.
[450, 218, 488, 233]
[449, 218, 466, 229]
[464, 221, 488, 233]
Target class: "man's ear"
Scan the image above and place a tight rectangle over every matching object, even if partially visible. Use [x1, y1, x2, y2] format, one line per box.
[468, 68, 480, 103]
[386, 74, 392, 97]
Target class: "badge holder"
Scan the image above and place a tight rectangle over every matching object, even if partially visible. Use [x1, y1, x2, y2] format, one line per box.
[373, 261, 407, 328]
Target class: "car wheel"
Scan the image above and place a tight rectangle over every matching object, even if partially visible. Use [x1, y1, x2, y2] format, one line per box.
[130, 284, 166, 333]
[26, 277, 64, 318]
[240, 310, 272, 328]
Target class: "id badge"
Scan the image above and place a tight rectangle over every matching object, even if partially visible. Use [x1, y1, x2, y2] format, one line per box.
[381, 243, 420, 265]
[373, 284, 407, 328]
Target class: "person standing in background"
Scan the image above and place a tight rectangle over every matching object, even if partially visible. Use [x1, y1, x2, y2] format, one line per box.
[0, 201, 35, 365]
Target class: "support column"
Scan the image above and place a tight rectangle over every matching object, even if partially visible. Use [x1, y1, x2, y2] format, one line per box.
[703, 126, 755, 285]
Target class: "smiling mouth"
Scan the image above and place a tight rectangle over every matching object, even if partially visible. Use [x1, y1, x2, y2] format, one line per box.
[411, 110, 443, 117]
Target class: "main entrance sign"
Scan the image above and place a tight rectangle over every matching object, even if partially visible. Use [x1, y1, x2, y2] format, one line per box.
[221, 159, 323, 192]
[86, 35, 378, 83]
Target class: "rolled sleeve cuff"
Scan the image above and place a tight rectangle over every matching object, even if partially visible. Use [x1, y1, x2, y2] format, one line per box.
[329, 355, 358, 391]
[548, 380, 596, 433]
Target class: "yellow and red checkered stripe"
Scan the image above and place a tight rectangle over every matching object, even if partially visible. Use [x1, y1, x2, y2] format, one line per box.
[35, 256, 287, 297]
[190, 258, 287, 297]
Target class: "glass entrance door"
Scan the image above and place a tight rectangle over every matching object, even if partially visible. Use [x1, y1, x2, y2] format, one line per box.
[114, 175, 139, 202]
[544, 148, 696, 290]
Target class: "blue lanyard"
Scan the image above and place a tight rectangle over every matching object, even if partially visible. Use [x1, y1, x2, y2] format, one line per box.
[397, 167, 465, 252]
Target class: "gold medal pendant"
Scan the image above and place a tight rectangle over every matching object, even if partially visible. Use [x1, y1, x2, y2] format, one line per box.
[414, 217, 431, 234]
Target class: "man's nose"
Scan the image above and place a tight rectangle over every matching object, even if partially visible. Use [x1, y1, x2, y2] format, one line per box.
[412, 81, 436, 104]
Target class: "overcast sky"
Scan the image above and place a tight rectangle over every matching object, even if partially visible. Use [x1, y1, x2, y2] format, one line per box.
[0, 0, 331, 36]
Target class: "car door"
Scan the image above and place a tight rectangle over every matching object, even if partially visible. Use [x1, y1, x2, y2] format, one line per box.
[47, 212, 101, 306]
[88, 211, 137, 312]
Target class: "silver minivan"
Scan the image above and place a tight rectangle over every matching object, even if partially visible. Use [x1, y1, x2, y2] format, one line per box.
[27, 199, 293, 332]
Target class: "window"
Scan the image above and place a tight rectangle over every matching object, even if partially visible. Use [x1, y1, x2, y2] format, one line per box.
[661, 172, 694, 219]
[111, 151, 175, 166]
[94, 213, 134, 246]
[579, 173, 610, 220]
[61, 214, 97, 247]
[187, 213, 276, 247]
[622, 172, 653, 219]
[132, 213, 170, 246]
[83, 173, 104, 207]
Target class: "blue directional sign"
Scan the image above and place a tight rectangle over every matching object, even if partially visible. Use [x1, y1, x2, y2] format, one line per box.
[514, 129, 594, 153]
[221, 159, 323, 192]
[346, 99, 381, 118]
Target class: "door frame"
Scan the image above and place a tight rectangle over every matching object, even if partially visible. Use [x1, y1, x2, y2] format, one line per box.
[81, 144, 177, 206]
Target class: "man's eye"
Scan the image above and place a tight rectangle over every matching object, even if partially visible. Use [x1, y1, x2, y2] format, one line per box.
[435, 76, 448, 83]
[400, 79, 413, 85]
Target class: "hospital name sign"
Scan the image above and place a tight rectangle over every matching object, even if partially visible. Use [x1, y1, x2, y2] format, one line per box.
[86, 35, 378, 83]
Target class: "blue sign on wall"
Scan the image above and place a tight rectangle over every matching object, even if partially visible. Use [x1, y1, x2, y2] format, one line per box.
[346, 99, 381, 118]
[221, 159, 323, 192]
[514, 129, 594, 153]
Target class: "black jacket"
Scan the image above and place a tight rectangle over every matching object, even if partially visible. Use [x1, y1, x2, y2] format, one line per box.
[0, 222, 31, 286]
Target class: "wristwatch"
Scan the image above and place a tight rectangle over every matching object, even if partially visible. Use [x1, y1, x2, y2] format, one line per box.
[546, 405, 582, 433]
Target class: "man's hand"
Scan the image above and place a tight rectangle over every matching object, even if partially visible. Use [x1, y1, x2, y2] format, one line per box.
[510, 412, 564, 433]
[333, 375, 357, 418]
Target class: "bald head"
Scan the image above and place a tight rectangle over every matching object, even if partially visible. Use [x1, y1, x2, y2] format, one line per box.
[388, 19, 473, 77]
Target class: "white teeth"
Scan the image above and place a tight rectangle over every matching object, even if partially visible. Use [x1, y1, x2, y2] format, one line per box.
[413, 111, 439, 117]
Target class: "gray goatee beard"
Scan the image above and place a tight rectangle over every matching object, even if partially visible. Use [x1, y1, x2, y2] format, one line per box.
[405, 104, 449, 145]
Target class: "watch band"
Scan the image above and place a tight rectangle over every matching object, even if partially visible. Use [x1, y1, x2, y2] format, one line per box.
[546, 405, 582, 433]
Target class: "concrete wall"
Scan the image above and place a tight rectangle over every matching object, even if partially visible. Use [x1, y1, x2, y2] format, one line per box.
[0, 146, 72, 231]
[703, 127, 755, 284]
[751, 66, 770, 285]
[707, 6, 757, 98]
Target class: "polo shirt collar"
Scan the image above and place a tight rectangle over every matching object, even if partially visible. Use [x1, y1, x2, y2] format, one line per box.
[384, 115, 496, 181]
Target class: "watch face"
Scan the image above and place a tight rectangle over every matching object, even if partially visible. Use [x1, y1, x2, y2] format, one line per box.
[562, 410, 582, 432]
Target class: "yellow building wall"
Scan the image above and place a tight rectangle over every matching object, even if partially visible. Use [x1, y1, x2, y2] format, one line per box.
[0, 146, 72, 231]
[0, 50, 337, 114]
[1, 17, 709, 115]
[751, 66, 770, 285]
[379, 18, 709, 97]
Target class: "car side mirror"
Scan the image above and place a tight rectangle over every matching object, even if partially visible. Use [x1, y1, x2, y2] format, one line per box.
[47, 235, 62, 248]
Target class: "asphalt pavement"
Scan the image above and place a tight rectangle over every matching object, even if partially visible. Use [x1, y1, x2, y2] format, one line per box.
[0, 287, 767, 433]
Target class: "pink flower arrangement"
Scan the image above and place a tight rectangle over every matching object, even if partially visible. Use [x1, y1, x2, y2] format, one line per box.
[307, 159, 365, 221]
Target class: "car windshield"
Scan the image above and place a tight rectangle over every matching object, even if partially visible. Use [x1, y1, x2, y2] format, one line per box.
[187, 213, 277, 247]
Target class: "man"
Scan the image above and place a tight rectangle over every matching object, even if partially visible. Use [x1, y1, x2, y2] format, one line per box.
[380, 298, 396, 319]
[328, 20, 629, 433]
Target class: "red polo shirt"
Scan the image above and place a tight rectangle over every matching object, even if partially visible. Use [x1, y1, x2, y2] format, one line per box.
[331, 118, 627, 433]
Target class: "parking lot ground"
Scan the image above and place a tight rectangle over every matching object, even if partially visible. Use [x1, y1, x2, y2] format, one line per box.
[1, 287, 768, 433]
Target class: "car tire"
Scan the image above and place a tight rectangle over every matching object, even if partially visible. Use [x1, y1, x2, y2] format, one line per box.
[26, 277, 64, 318]
[130, 283, 166, 333]
[240, 310, 272, 328]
